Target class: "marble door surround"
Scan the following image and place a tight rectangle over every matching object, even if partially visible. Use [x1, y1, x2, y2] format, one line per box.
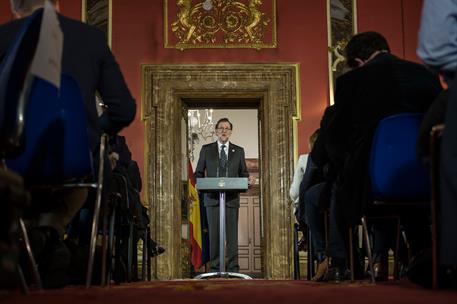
[141, 63, 299, 279]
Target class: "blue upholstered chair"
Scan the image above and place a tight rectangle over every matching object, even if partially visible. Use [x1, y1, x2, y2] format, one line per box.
[370, 113, 430, 201]
[6, 75, 94, 183]
[351, 113, 431, 283]
[0, 10, 44, 292]
[3, 74, 107, 290]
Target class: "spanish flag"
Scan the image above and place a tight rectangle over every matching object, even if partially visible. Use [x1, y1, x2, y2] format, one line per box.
[188, 160, 203, 270]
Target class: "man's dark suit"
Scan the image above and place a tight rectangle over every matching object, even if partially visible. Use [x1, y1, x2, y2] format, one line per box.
[316, 52, 441, 225]
[0, 12, 136, 236]
[0, 13, 136, 151]
[195, 141, 249, 272]
[313, 52, 441, 259]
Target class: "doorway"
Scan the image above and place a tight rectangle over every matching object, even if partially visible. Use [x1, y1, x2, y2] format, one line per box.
[141, 64, 299, 279]
[185, 107, 261, 277]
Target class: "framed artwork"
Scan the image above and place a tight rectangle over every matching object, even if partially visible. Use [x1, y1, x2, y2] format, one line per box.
[327, 0, 357, 104]
[164, 0, 277, 50]
[82, 0, 112, 47]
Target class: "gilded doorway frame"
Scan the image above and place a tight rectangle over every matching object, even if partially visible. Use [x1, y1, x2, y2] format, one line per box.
[141, 64, 299, 279]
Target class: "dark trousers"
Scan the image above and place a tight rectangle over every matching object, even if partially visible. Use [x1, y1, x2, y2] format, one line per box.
[372, 212, 430, 263]
[206, 205, 239, 272]
[304, 182, 326, 258]
[326, 183, 347, 259]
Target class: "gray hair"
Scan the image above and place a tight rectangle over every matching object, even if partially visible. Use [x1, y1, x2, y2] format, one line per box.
[10, 0, 56, 14]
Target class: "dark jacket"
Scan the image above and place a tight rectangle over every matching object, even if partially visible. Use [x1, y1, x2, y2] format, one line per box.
[319, 53, 441, 225]
[195, 141, 249, 208]
[0, 13, 136, 151]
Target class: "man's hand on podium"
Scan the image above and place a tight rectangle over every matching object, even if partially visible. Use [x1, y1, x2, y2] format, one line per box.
[248, 176, 256, 187]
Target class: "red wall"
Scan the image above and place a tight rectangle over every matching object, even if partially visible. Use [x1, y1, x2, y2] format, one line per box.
[0, 0, 425, 193]
[110, 0, 329, 181]
[0, 1, 14, 22]
[357, 0, 423, 63]
[59, 0, 82, 21]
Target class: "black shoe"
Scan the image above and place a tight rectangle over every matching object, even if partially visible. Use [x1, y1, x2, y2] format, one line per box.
[41, 239, 70, 289]
[439, 266, 457, 290]
[327, 257, 347, 283]
[372, 262, 389, 281]
[0, 241, 19, 289]
[28, 227, 70, 289]
[148, 240, 165, 257]
[28, 227, 58, 259]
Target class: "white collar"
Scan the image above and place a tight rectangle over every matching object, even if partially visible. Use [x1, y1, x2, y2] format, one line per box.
[217, 141, 230, 151]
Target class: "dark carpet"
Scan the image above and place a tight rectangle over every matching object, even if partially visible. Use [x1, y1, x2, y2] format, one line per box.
[1, 280, 456, 304]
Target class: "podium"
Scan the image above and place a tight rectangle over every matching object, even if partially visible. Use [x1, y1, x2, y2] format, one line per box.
[194, 177, 252, 279]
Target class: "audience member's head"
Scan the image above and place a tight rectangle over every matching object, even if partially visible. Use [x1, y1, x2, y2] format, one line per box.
[345, 31, 390, 69]
[10, 0, 58, 18]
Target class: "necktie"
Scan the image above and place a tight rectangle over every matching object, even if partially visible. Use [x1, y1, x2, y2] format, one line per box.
[220, 144, 227, 170]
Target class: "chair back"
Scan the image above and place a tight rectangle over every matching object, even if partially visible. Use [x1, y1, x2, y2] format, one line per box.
[369, 113, 430, 200]
[6, 75, 93, 184]
[0, 10, 43, 157]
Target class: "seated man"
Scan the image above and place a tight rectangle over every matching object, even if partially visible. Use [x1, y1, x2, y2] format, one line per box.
[313, 31, 441, 281]
[0, 0, 136, 288]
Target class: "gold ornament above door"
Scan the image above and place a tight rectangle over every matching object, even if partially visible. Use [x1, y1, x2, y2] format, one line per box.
[164, 0, 277, 50]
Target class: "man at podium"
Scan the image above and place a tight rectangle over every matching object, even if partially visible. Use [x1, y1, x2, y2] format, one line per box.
[195, 118, 250, 273]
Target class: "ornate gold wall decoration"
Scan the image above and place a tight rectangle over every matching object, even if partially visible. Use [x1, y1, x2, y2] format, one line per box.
[82, 0, 112, 47]
[164, 0, 277, 50]
[327, 0, 357, 104]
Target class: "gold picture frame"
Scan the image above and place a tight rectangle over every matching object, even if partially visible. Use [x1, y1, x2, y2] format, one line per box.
[327, 0, 357, 104]
[81, 0, 112, 47]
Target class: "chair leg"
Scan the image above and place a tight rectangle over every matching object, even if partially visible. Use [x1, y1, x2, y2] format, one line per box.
[107, 206, 117, 284]
[132, 233, 138, 281]
[100, 202, 109, 287]
[85, 186, 103, 288]
[293, 223, 299, 280]
[19, 218, 42, 290]
[324, 210, 329, 246]
[142, 229, 148, 281]
[16, 264, 29, 294]
[430, 125, 443, 289]
[114, 212, 122, 283]
[307, 227, 314, 280]
[127, 222, 134, 282]
[361, 216, 375, 283]
[431, 215, 439, 289]
[349, 226, 354, 282]
[147, 227, 152, 281]
[86, 134, 106, 288]
[393, 217, 401, 280]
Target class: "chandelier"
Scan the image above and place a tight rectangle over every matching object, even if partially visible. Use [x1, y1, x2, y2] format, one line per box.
[188, 109, 215, 160]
